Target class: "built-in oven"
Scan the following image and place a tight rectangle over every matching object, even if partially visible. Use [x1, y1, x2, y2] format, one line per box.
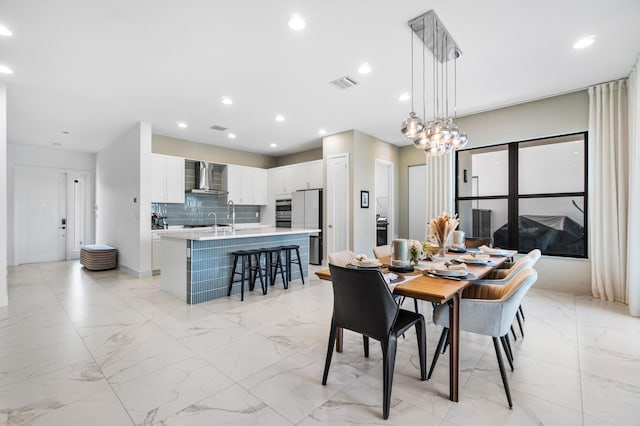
[275, 198, 292, 228]
[376, 217, 389, 246]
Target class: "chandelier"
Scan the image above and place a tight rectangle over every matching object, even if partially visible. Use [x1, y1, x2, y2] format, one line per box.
[401, 10, 468, 155]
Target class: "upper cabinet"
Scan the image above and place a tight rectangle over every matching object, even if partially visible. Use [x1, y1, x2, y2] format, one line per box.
[151, 154, 185, 203]
[223, 164, 267, 205]
[269, 160, 323, 198]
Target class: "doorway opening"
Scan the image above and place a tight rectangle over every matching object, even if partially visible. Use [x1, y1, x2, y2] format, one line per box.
[374, 159, 394, 246]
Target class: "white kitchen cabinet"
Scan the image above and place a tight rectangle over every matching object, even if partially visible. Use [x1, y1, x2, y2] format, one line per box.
[268, 160, 323, 197]
[152, 239, 161, 271]
[151, 154, 185, 203]
[296, 160, 322, 190]
[252, 168, 268, 205]
[152, 232, 161, 271]
[271, 166, 294, 197]
[224, 164, 267, 205]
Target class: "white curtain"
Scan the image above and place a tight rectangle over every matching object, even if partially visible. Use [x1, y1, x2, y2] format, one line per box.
[627, 62, 640, 317]
[425, 152, 454, 222]
[588, 80, 630, 305]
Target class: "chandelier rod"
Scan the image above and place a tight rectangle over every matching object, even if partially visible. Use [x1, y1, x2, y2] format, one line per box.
[410, 22, 415, 113]
[422, 16, 426, 123]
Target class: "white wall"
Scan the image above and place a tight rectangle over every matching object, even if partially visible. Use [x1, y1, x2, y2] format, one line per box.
[352, 131, 400, 256]
[0, 84, 7, 306]
[96, 122, 152, 277]
[6, 144, 96, 265]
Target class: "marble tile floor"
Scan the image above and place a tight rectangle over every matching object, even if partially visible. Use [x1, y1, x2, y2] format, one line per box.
[1, 260, 638, 425]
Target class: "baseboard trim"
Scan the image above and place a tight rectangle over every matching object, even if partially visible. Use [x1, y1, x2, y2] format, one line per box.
[119, 264, 153, 279]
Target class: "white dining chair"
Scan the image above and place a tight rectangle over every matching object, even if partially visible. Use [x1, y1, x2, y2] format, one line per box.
[327, 250, 356, 267]
[372, 245, 391, 259]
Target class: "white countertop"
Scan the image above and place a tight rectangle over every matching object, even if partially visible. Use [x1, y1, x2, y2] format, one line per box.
[160, 227, 320, 241]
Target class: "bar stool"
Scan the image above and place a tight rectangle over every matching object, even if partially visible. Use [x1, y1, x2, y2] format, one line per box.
[280, 244, 304, 284]
[228, 249, 263, 301]
[258, 247, 287, 291]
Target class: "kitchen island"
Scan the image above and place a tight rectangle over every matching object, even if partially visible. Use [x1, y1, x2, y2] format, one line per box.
[160, 227, 319, 304]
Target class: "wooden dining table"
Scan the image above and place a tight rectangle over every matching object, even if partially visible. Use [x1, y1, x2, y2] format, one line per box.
[315, 250, 516, 403]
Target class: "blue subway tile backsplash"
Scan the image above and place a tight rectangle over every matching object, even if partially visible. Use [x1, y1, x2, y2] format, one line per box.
[152, 159, 260, 226]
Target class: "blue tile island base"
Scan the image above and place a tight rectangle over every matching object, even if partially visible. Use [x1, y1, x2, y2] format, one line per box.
[160, 228, 314, 304]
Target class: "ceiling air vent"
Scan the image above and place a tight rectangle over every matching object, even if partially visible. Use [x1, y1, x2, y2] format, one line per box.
[210, 125, 228, 131]
[330, 76, 358, 89]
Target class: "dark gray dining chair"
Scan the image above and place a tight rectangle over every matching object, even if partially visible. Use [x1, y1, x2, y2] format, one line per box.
[322, 264, 427, 420]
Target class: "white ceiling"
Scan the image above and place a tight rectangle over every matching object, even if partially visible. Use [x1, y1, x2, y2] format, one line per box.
[2, 0, 640, 155]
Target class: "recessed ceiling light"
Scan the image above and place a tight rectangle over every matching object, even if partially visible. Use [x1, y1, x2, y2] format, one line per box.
[62, 130, 70, 135]
[221, 97, 233, 105]
[270, 143, 278, 148]
[0, 25, 12, 37]
[288, 15, 306, 31]
[573, 36, 595, 49]
[0, 65, 13, 74]
[228, 133, 236, 139]
[52, 142, 62, 147]
[399, 93, 410, 102]
[318, 129, 327, 135]
[275, 114, 285, 122]
[358, 63, 372, 74]
[177, 121, 188, 128]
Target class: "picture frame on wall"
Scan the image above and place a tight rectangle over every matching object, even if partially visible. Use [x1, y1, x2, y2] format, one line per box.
[361, 190, 369, 208]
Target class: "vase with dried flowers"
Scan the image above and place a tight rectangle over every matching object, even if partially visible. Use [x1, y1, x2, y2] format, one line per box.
[427, 213, 460, 257]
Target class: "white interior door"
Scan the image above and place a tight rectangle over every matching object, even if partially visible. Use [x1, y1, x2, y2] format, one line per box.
[408, 164, 427, 240]
[327, 154, 349, 254]
[15, 167, 67, 264]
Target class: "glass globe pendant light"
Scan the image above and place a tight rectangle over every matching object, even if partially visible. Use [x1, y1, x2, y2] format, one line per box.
[402, 112, 424, 139]
[401, 22, 424, 140]
[402, 10, 469, 157]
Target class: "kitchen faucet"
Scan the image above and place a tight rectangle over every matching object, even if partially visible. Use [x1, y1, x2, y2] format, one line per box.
[227, 200, 236, 231]
[207, 212, 217, 227]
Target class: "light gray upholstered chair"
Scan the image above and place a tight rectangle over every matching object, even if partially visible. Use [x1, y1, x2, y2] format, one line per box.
[483, 248, 541, 336]
[428, 268, 538, 408]
[489, 249, 541, 279]
[328, 250, 356, 267]
[372, 245, 391, 260]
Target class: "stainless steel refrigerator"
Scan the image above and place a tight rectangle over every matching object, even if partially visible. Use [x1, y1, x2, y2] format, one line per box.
[292, 189, 322, 265]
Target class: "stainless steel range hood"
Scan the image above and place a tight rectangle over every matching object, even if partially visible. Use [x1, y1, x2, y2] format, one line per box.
[188, 161, 228, 195]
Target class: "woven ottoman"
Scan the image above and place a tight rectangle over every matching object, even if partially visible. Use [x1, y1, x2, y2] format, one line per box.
[80, 245, 118, 271]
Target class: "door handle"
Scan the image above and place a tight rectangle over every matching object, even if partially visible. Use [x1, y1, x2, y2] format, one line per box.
[59, 226, 66, 229]
[328, 224, 333, 228]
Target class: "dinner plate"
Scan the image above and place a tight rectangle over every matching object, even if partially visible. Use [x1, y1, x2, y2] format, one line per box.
[461, 259, 492, 265]
[350, 260, 382, 268]
[460, 254, 491, 264]
[428, 268, 468, 277]
[486, 250, 510, 257]
[479, 247, 510, 257]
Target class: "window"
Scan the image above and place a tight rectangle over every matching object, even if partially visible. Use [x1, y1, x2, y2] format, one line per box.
[455, 133, 587, 258]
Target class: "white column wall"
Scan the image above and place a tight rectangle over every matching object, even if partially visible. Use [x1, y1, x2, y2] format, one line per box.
[0, 84, 7, 306]
[96, 121, 152, 277]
